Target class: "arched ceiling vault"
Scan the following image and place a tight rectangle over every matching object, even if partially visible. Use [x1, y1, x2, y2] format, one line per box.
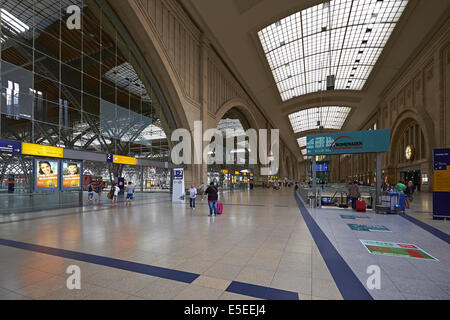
[179, 0, 449, 161]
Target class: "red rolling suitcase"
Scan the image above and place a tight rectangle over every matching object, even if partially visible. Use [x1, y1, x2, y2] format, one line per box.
[356, 200, 366, 212]
[217, 201, 223, 215]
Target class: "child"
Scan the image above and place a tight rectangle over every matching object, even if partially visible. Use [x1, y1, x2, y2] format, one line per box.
[189, 185, 197, 209]
[88, 184, 94, 202]
[112, 184, 120, 206]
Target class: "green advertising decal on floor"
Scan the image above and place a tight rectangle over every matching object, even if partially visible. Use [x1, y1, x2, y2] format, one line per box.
[348, 224, 390, 232]
[360, 240, 438, 261]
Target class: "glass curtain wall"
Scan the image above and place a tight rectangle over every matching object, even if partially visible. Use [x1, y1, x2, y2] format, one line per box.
[0, 0, 172, 211]
[0, 1, 171, 179]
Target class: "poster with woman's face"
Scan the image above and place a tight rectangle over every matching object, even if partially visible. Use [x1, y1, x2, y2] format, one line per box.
[62, 161, 82, 189]
[35, 159, 59, 189]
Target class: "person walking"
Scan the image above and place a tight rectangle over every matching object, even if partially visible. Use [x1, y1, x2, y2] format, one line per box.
[94, 182, 103, 203]
[404, 180, 415, 209]
[125, 181, 135, 206]
[204, 181, 218, 216]
[112, 183, 120, 206]
[199, 182, 207, 200]
[189, 185, 197, 210]
[348, 181, 361, 210]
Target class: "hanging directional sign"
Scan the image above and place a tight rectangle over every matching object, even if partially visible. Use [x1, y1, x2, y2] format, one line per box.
[0, 139, 22, 154]
[22, 142, 63, 158]
[307, 129, 390, 156]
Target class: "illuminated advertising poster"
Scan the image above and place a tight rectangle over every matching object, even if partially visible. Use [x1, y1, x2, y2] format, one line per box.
[35, 159, 59, 190]
[62, 161, 82, 190]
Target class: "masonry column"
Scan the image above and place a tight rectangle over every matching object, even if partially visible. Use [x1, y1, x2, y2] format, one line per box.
[198, 34, 210, 186]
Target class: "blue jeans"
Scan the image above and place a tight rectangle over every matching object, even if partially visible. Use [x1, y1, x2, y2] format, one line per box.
[350, 197, 358, 210]
[190, 197, 196, 208]
[208, 201, 217, 215]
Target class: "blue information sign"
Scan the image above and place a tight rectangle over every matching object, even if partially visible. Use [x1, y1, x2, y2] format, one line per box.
[107, 154, 114, 163]
[433, 148, 450, 220]
[307, 129, 390, 156]
[0, 139, 22, 154]
[311, 161, 329, 172]
[174, 169, 184, 180]
[317, 161, 328, 172]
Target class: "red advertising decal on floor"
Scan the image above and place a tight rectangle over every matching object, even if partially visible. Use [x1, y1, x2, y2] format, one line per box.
[405, 250, 424, 258]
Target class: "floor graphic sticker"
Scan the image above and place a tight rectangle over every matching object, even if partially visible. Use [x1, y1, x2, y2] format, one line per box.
[360, 240, 438, 261]
[348, 224, 391, 232]
[340, 215, 371, 220]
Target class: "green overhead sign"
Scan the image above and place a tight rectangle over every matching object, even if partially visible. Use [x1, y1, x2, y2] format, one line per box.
[307, 129, 390, 156]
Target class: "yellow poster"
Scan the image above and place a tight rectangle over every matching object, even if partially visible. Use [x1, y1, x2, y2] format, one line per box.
[434, 168, 450, 192]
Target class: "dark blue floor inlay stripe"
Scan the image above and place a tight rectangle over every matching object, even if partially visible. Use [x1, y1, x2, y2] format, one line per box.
[226, 281, 299, 300]
[399, 213, 450, 244]
[0, 238, 199, 284]
[0, 237, 300, 300]
[294, 192, 373, 300]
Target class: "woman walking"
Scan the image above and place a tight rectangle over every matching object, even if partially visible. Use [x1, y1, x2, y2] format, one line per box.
[204, 182, 218, 216]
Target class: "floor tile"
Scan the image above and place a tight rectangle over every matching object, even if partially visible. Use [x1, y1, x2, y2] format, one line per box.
[134, 279, 188, 300]
[192, 276, 231, 291]
[173, 284, 223, 300]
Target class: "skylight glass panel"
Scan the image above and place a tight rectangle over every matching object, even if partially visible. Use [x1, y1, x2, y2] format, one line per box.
[217, 119, 246, 136]
[257, 0, 408, 102]
[288, 106, 351, 133]
[298, 137, 307, 148]
[1, 8, 29, 34]
[104, 62, 152, 101]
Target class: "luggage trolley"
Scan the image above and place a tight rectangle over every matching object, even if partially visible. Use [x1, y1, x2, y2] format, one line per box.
[376, 192, 404, 214]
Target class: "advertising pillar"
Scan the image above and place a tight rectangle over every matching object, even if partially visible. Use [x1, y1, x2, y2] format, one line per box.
[8, 174, 15, 193]
[172, 168, 185, 203]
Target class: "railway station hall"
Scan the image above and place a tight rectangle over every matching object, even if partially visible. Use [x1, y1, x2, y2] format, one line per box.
[0, 0, 450, 304]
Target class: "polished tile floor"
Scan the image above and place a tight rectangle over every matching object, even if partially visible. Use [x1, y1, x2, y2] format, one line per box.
[0, 188, 448, 300]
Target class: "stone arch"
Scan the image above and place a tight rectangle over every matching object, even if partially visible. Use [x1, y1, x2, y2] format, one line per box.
[215, 98, 262, 131]
[389, 109, 435, 167]
[109, 1, 191, 132]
